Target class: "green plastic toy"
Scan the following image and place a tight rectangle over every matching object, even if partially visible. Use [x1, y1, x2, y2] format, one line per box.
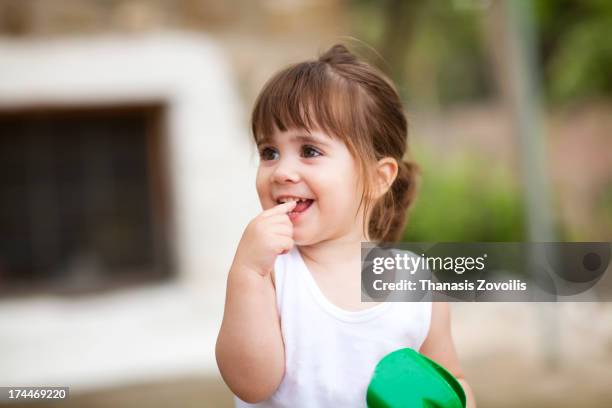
[367, 348, 466, 408]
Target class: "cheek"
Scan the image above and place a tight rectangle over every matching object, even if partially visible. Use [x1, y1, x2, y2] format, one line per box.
[313, 170, 361, 214]
[255, 168, 271, 208]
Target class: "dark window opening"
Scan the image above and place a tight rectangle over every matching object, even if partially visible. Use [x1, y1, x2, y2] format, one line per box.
[0, 104, 172, 296]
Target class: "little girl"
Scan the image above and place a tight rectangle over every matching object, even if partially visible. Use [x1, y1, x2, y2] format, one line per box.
[216, 44, 475, 407]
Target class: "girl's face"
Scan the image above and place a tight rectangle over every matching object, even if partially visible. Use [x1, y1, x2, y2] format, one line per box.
[256, 128, 366, 246]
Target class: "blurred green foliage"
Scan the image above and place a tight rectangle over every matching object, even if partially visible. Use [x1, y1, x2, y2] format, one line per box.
[536, 0, 612, 103]
[349, 0, 493, 106]
[406, 2, 493, 105]
[402, 149, 526, 242]
[350, 0, 612, 105]
[348, 0, 609, 242]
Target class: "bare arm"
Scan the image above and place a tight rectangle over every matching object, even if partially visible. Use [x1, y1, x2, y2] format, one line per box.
[216, 263, 285, 403]
[419, 302, 476, 408]
[215, 201, 296, 403]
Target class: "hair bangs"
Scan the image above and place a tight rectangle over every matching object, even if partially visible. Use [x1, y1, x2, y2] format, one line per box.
[251, 62, 362, 151]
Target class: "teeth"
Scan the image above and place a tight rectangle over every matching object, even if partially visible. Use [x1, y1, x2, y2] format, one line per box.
[278, 196, 308, 203]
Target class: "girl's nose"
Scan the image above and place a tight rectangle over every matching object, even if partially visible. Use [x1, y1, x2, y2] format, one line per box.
[272, 159, 300, 184]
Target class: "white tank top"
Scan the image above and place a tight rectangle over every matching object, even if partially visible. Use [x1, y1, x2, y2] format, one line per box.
[235, 246, 432, 408]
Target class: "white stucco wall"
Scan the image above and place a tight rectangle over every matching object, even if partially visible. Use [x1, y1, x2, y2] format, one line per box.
[0, 32, 260, 392]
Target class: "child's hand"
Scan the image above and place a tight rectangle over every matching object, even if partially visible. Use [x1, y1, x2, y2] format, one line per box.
[233, 201, 297, 277]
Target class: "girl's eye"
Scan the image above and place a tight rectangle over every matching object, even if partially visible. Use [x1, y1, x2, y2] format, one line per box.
[301, 145, 322, 158]
[259, 147, 279, 161]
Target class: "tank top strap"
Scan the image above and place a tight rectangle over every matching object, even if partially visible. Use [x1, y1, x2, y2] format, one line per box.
[272, 249, 290, 314]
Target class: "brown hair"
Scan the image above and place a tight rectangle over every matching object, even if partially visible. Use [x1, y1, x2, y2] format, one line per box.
[251, 44, 419, 242]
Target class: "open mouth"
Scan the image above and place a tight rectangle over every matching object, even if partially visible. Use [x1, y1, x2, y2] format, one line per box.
[277, 196, 315, 215]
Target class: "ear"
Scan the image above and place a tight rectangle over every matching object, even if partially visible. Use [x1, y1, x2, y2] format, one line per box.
[374, 157, 398, 199]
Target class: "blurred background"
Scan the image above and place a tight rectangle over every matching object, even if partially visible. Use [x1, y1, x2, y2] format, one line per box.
[0, 0, 611, 407]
